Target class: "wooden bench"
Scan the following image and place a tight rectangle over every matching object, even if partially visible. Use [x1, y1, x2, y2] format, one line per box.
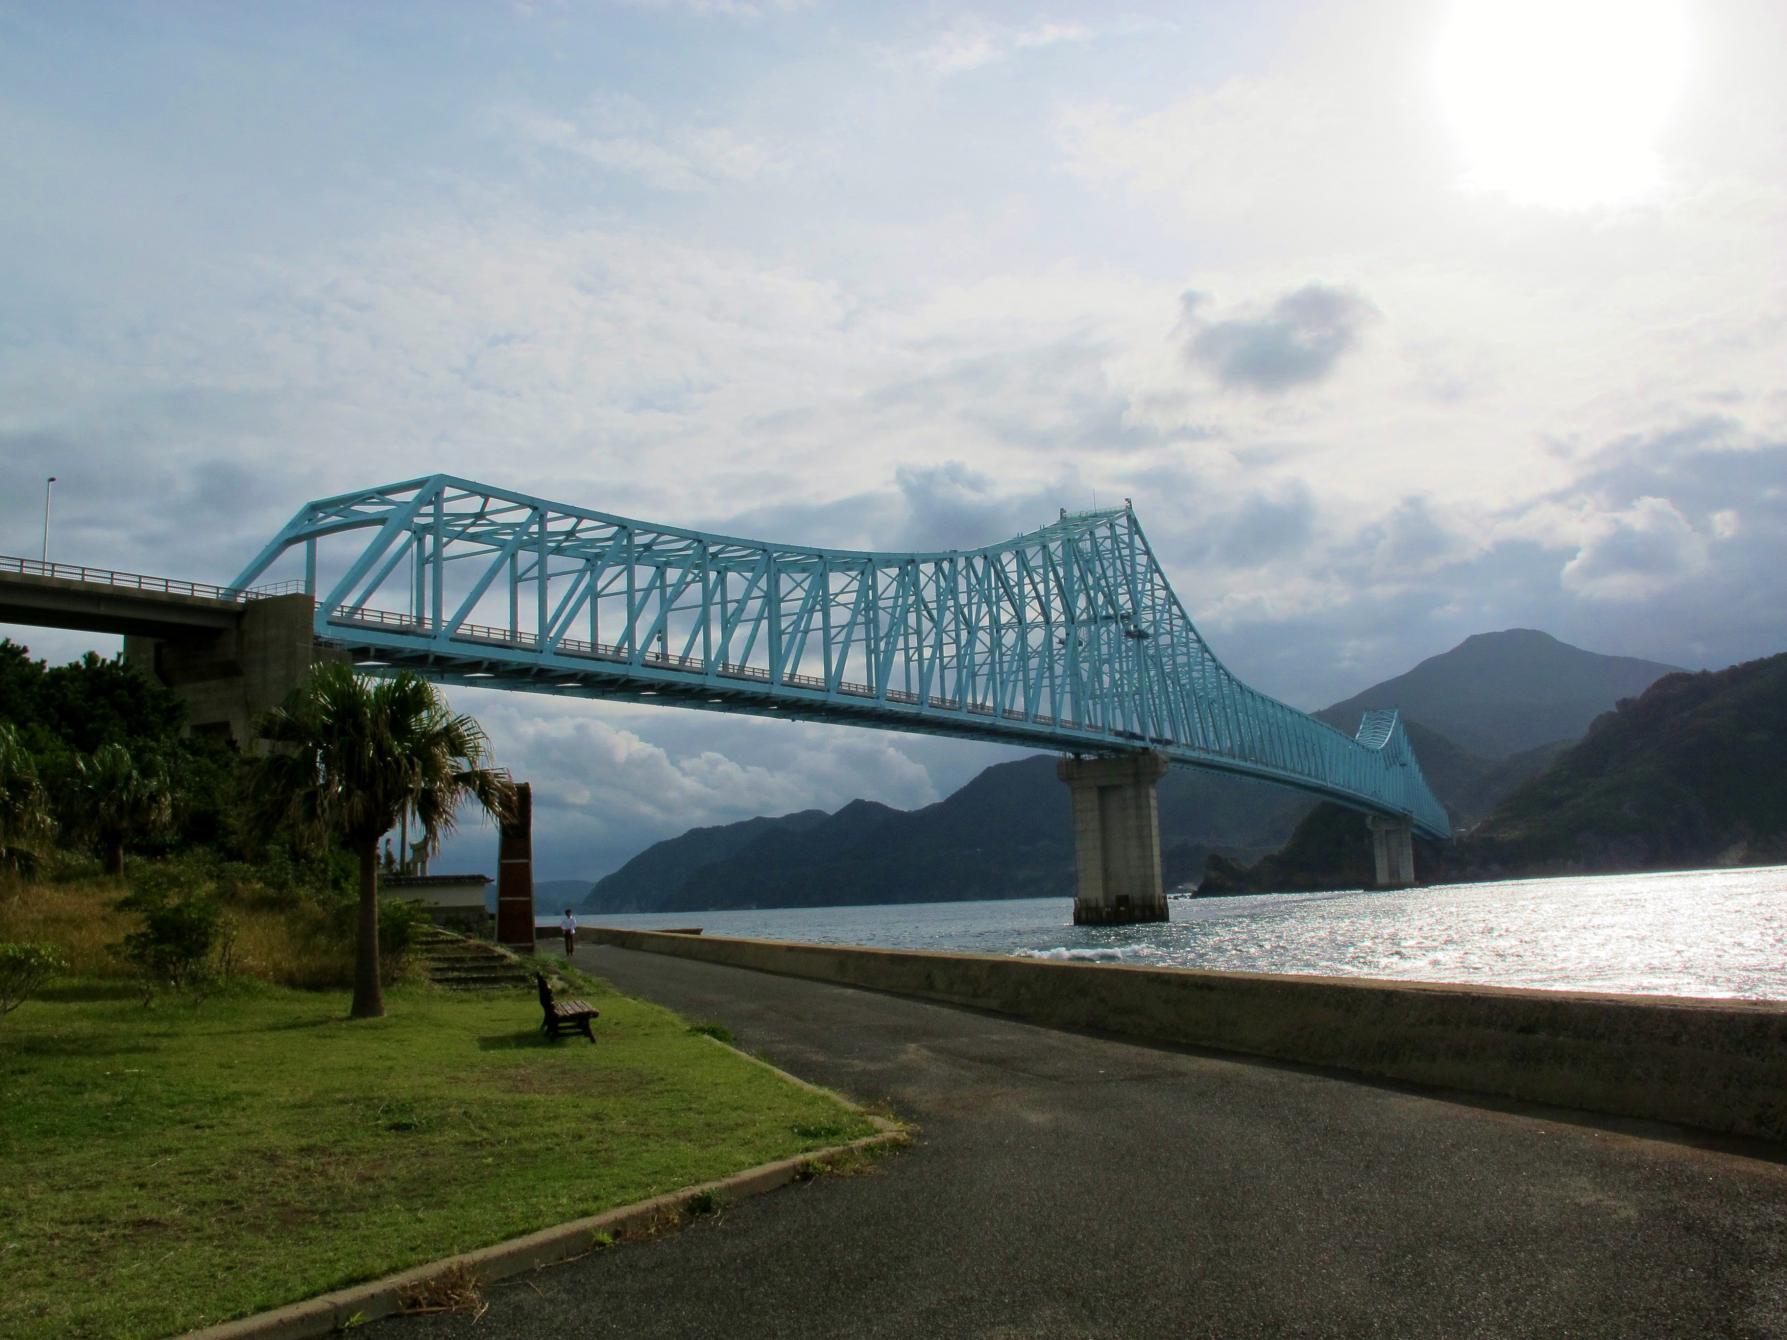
[536, 973, 599, 1043]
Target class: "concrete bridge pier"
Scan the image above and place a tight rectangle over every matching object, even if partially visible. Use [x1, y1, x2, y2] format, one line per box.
[123, 593, 327, 748]
[1368, 816, 1416, 887]
[1058, 751, 1171, 925]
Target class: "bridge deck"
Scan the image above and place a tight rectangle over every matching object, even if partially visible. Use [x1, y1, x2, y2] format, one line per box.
[0, 562, 244, 638]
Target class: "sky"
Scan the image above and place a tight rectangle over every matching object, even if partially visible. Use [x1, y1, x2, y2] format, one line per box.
[1, 0, 1783, 880]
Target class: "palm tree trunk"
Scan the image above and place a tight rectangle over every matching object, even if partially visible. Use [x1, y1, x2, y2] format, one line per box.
[351, 839, 385, 1019]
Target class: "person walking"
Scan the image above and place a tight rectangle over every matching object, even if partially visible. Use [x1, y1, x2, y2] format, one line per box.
[560, 907, 577, 957]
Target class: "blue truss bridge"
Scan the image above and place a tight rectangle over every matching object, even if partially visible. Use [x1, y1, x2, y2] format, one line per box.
[230, 475, 1448, 842]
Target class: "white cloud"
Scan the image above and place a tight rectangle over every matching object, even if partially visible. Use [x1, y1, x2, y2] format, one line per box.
[1181, 285, 1378, 393]
[499, 97, 780, 191]
[607, 0, 814, 17]
[1560, 496, 1709, 601]
[435, 691, 940, 877]
[910, 18, 1096, 76]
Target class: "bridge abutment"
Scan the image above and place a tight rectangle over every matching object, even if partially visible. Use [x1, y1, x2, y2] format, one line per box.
[1368, 816, 1416, 887]
[1058, 751, 1171, 924]
[124, 594, 329, 748]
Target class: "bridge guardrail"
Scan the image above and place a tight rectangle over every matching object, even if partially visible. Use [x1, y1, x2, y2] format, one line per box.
[0, 554, 306, 604]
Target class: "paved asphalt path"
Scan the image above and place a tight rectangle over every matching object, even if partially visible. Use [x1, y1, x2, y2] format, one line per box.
[377, 945, 1787, 1339]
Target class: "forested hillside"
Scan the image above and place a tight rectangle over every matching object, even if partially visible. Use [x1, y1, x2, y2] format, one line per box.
[1203, 653, 1787, 892]
[1460, 654, 1787, 874]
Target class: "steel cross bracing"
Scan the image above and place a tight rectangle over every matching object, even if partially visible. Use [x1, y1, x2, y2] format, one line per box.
[233, 475, 1449, 838]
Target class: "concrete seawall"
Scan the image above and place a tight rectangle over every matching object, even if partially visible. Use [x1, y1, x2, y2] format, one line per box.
[588, 928, 1787, 1143]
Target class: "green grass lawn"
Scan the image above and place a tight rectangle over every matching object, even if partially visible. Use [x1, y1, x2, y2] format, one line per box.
[0, 973, 878, 1339]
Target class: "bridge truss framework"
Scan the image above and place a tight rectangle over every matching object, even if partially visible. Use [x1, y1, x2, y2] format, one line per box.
[233, 475, 1449, 839]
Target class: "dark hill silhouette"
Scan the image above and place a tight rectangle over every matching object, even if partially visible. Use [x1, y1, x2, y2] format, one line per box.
[583, 630, 1692, 912]
[1377, 719, 1570, 829]
[1205, 652, 1787, 892]
[1317, 629, 1676, 759]
[583, 755, 1308, 913]
[586, 809, 828, 912]
[1459, 653, 1787, 874]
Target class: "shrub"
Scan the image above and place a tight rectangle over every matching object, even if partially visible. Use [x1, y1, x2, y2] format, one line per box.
[0, 722, 51, 868]
[324, 895, 428, 987]
[378, 899, 428, 985]
[0, 856, 395, 991]
[115, 871, 225, 1005]
[0, 846, 40, 878]
[0, 942, 66, 1017]
[72, 743, 174, 876]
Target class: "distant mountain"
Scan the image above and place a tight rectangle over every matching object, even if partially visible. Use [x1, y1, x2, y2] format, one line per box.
[1206, 652, 1787, 891]
[1457, 653, 1787, 875]
[1444, 738, 1574, 827]
[583, 629, 1693, 913]
[1318, 629, 1677, 760]
[534, 878, 600, 915]
[1380, 720, 1570, 830]
[583, 755, 1308, 914]
[586, 810, 829, 912]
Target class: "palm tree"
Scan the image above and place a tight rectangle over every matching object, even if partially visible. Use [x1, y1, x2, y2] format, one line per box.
[252, 662, 515, 1019]
[74, 742, 173, 876]
[0, 723, 51, 870]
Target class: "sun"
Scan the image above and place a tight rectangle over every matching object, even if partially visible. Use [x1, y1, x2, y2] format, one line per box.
[1434, 0, 1689, 210]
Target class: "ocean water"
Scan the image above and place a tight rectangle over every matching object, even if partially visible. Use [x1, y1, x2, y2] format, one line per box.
[562, 865, 1787, 1001]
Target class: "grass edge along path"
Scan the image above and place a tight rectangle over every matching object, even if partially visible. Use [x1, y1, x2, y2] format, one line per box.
[185, 1118, 909, 1340]
[0, 967, 887, 1340]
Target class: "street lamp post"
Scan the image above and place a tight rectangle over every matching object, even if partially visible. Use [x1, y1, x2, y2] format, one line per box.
[41, 476, 56, 566]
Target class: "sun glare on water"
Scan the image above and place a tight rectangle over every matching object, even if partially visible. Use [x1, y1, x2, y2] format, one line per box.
[1434, 0, 1689, 209]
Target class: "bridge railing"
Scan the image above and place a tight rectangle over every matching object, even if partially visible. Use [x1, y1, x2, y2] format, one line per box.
[330, 603, 1088, 731]
[0, 554, 306, 604]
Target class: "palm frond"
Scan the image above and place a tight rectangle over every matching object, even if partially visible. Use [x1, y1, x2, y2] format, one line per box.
[248, 663, 516, 855]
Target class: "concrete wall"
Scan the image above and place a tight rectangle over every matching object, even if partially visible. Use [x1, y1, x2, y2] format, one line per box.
[589, 928, 1787, 1144]
[125, 594, 334, 746]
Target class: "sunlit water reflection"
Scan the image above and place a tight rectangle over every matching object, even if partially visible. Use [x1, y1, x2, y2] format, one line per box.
[576, 866, 1787, 1000]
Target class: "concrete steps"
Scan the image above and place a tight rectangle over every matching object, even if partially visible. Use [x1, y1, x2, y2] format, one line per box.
[411, 927, 533, 991]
